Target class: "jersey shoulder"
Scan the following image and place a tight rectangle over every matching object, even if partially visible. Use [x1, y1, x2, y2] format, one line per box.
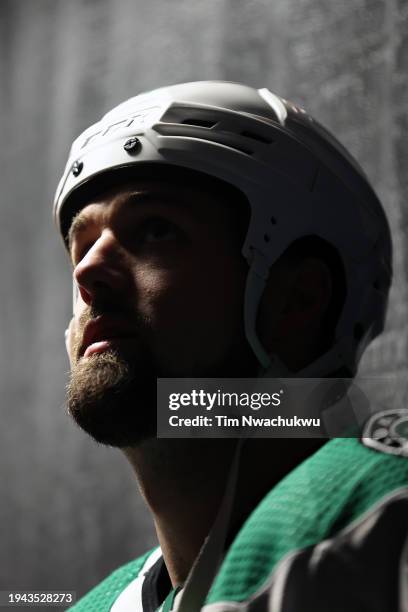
[67, 547, 157, 612]
[208, 437, 408, 605]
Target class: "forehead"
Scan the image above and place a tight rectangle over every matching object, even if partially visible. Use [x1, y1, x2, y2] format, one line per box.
[67, 177, 247, 247]
[70, 178, 230, 222]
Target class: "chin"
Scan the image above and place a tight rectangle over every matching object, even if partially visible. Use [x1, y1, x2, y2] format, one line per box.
[66, 350, 158, 448]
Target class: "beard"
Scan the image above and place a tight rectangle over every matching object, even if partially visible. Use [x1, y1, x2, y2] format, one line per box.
[66, 299, 163, 448]
[67, 348, 159, 447]
[66, 303, 259, 449]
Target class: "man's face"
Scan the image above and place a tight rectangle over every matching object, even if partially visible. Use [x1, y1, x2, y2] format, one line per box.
[66, 178, 258, 447]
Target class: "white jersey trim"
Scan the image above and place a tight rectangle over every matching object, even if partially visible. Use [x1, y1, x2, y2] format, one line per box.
[110, 547, 162, 612]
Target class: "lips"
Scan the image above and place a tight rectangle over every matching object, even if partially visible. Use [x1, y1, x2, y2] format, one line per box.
[79, 315, 139, 358]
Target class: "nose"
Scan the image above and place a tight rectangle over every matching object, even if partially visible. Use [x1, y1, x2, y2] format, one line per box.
[73, 229, 130, 306]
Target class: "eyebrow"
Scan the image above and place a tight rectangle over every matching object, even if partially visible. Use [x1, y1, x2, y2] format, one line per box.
[68, 211, 92, 254]
[67, 190, 190, 253]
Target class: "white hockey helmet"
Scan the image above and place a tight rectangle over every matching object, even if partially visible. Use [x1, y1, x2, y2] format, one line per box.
[54, 81, 392, 376]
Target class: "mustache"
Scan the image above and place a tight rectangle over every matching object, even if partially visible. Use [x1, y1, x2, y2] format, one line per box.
[78, 298, 148, 330]
[73, 298, 151, 361]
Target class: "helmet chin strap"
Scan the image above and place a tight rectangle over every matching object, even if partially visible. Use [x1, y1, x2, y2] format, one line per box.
[64, 281, 79, 365]
[175, 437, 245, 612]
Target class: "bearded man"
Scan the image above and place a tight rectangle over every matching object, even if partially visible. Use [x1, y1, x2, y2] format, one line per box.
[54, 81, 408, 611]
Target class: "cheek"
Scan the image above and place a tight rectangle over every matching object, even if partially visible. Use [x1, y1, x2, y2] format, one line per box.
[136, 257, 248, 367]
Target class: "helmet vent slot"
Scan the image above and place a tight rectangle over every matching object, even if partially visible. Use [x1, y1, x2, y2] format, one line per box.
[240, 130, 273, 145]
[180, 118, 217, 128]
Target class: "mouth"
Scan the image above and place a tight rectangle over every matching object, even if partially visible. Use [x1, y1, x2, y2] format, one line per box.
[83, 337, 138, 357]
[79, 316, 140, 359]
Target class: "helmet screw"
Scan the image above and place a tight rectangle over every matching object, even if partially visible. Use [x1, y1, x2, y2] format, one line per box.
[124, 137, 141, 154]
[72, 161, 83, 177]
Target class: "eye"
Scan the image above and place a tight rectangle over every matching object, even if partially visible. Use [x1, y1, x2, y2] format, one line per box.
[71, 240, 94, 267]
[137, 217, 181, 244]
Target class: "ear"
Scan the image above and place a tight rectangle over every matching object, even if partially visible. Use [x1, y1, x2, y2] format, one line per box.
[277, 257, 332, 337]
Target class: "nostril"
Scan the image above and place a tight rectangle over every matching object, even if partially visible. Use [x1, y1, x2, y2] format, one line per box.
[77, 285, 93, 306]
[74, 258, 129, 305]
[76, 278, 116, 306]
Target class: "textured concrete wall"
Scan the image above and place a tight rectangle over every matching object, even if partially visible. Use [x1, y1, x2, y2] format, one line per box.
[1, 0, 407, 600]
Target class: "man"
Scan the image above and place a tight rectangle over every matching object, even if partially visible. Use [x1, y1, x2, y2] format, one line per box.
[54, 82, 408, 611]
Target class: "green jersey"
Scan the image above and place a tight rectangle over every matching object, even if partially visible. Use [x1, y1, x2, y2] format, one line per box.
[68, 436, 408, 611]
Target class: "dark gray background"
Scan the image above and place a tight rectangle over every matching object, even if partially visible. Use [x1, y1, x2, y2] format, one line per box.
[1, 0, 407, 600]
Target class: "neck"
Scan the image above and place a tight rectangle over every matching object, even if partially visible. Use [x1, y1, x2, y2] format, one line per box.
[123, 437, 323, 587]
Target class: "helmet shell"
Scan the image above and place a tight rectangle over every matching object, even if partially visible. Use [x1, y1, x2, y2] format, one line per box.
[54, 81, 392, 374]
